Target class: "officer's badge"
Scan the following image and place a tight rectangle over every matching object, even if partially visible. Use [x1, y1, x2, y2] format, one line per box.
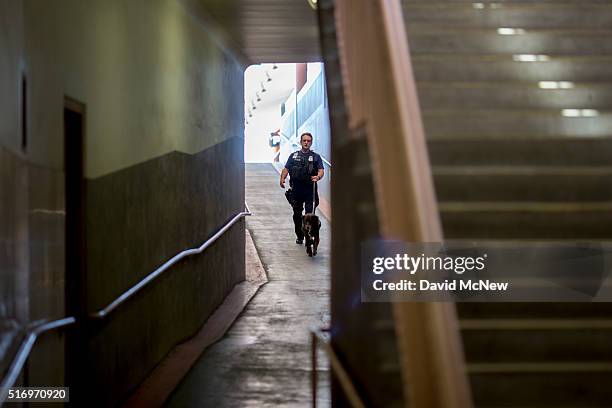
[308, 156, 313, 162]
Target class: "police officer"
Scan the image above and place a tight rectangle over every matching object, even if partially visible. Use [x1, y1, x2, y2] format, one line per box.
[279, 132, 324, 244]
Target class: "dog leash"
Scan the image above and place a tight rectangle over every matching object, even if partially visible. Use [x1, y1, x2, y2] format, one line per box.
[312, 180, 316, 214]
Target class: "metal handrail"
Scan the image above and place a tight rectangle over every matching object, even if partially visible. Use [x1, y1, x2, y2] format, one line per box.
[0, 203, 251, 403]
[91, 203, 252, 319]
[0, 317, 76, 403]
[311, 327, 365, 408]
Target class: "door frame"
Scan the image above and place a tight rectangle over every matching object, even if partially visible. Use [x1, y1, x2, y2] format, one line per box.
[63, 96, 87, 399]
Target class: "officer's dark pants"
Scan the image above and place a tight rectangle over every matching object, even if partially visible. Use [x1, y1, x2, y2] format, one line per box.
[291, 185, 319, 240]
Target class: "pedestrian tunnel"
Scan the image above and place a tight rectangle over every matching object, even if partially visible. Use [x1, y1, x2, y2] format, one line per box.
[161, 61, 335, 406]
[9, 0, 612, 407]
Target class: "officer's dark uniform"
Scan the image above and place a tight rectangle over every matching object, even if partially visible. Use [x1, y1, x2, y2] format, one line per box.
[284, 150, 324, 241]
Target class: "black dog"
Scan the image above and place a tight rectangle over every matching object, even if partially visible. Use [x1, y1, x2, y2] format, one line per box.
[301, 214, 321, 257]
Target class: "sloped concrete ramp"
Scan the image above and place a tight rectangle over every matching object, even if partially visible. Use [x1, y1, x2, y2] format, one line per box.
[166, 164, 331, 407]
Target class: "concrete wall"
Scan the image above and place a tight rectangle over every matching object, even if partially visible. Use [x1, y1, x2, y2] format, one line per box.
[1, 0, 245, 404]
[0, 0, 35, 379]
[279, 64, 332, 203]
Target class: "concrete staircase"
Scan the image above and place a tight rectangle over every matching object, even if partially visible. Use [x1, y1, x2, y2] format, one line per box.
[403, 1, 612, 406]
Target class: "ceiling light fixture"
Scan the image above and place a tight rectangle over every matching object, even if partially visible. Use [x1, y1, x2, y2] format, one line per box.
[562, 109, 599, 117]
[473, 2, 501, 9]
[497, 27, 525, 35]
[513, 54, 550, 62]
[539, 81, 575, 90]
[307, 0, 318, 10]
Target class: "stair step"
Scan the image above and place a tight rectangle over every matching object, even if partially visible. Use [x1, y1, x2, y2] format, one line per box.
[441, 201, 612, 211]
[413, 55, 612, 82]
[423, 109, 612, 139]
[403, 3, 612, 29]
[427, 138, 612, 166]
[408, 29, 612, 56]
[461, 319, 612, 330]
[457, 302, 612, 318]
[462, 319, 612, 362]
[403, 0, 612, 3]
[374, 317, 612, 331]
[433, 167, 612, 202]
[470, 368, 612, 406]
[440, 202, 612, 239]
[417, 82, 612, 110]
[469, 362, 612, 374]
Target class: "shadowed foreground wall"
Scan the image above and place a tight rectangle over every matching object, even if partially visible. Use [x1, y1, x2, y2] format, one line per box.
[0, 0, 245, 404]
[86, 138, 244, 406]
